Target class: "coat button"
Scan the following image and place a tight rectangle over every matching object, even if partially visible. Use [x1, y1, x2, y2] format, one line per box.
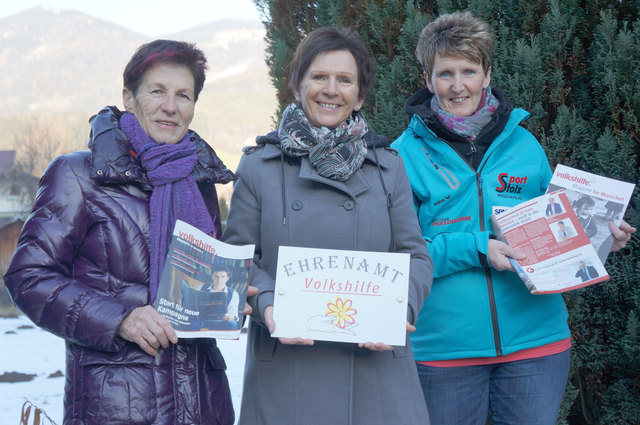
[292, 200, 303, 211]
[96, 169, 103, 176]
[343, 200, 355, 211]
[124, 171, 131, 177]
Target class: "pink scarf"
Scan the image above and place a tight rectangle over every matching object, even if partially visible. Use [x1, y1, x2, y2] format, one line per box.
[431, 87, 499, 141]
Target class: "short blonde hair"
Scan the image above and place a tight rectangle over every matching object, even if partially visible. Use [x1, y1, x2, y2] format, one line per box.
[416, 11, 494, 77]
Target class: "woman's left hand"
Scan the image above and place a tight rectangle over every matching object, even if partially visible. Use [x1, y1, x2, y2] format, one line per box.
[609, 220, 636, 252]
[243, 285, 259, 315]
[487, 239, 525, 272]
[358, 322, 414, 352]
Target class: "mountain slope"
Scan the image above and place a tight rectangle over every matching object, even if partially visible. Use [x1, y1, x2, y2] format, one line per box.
[0, 7, 277, 159]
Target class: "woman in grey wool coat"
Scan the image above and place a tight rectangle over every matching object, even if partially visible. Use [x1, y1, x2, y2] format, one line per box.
[223, 27, 433, 425]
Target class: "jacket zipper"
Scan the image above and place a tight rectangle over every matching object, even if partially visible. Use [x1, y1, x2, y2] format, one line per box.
[476, 172, 502, 356]
[418, 117, 503, 356]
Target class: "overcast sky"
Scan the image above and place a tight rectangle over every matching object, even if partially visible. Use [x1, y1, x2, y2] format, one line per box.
[0, 0, 262, 36]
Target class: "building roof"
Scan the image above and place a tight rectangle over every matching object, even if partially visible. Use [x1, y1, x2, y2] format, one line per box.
[0, 151, 16, 177]
[0, 216, 24, 230]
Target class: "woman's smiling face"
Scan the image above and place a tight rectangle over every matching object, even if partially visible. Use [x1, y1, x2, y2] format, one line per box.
[295, 50, 363, 129]
[426, 54, 491, 117]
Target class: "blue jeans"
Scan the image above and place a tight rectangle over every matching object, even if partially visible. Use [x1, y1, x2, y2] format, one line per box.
[416, 350, 570, 425]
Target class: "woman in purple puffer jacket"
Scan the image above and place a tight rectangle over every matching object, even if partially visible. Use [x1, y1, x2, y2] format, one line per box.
[4, 40, 237, 425]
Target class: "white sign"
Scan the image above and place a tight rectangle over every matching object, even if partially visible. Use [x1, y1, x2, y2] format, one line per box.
[272, 246, 410, 346]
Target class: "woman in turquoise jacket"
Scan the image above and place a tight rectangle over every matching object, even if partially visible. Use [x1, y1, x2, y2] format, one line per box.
[392, 11, 635, 425]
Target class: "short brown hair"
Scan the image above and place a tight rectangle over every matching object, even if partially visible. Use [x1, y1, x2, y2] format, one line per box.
[288, 27, 375, 101]
[416, 11, 494, 77]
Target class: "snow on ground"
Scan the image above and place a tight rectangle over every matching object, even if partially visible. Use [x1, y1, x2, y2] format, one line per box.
[0, 315, 247, 425]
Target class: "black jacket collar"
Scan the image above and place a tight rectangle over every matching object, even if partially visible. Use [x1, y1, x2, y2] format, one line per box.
[404, 86, 513, 169]
[88, 106, 236, 187]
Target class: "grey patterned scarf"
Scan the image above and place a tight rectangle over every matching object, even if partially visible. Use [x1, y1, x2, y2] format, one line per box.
[278, 103, 368, 181]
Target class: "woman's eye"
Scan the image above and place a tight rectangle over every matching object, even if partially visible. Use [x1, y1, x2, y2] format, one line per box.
[339, 77, 352, 84]
[438, 71, 451, 78]
[464, 69, 477, 76]
[312, 74, 326, 81]
[179, 93, 192, 100]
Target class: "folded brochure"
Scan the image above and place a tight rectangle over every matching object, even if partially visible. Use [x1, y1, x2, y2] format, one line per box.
[545, 164, 635, 263]
[491, 191, 608, 294]
[153, 220, 255, 339]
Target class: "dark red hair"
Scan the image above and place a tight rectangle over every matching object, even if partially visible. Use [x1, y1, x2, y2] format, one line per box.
[123, 39, 207, 101]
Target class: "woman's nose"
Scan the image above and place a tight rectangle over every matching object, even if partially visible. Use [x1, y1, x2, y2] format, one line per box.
[162, 95, 177, 113]
[322, 78, 338, 96]
[451, 75, 464, 92]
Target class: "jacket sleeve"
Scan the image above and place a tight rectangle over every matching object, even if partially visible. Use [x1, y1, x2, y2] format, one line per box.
[3, 155, 131, 352]
[392, 135, 492, 279]
[222, 153, 274, 326]
[425, 141, 552, 279]
[423, 230, 493, 278]
[390, 156, 433, 324]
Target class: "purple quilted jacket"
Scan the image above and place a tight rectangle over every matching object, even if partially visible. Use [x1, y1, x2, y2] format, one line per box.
[4, 106, 237, 425]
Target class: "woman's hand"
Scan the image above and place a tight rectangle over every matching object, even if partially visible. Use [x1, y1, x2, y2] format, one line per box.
[118, 305, 178, 356]
[264, 305, 315, 346]
[359, 342, 393, 351]
[487, 239, 525, 272]
[358, 322, 414, 352]
[609, 220, 636, 252]
[243, 285, 259, 315]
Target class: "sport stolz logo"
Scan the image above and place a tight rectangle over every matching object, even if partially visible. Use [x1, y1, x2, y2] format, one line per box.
[495, 173, 528, 194]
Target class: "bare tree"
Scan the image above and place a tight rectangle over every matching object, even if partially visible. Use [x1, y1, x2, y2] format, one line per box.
[14, 113, 88, 178]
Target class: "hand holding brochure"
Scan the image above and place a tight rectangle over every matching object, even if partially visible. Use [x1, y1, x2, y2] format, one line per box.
[545, 164, 635, 263]
[491, 191, 609, 294]
[153, 220, 255, 339]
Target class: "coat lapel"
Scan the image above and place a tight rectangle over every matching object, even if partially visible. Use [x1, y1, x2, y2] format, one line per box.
[298, 158, 370, 197]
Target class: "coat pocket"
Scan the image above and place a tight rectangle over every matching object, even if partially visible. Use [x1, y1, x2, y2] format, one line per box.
[81, 363, 157, 424]
[204, 339, 228, 370]
[392, 345, 407, 358]
[254, 323, 277, 361]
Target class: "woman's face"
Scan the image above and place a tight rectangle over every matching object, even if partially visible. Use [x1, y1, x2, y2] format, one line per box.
[295, 50, 363, 129]
[123, 62, 195, 144]
[426, 54, 491, 117]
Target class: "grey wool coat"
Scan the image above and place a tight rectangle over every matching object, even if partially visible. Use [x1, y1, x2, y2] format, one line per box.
[223, 131, 433, 425]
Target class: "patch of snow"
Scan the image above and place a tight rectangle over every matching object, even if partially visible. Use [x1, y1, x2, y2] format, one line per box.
[0, 315, 247, 424]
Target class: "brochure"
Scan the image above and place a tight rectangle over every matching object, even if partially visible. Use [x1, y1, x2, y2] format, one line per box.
[153, 220, 255, 339]
[272, 246, 410, 346]
[545, 164, 635, 263]
[491, 191, 609, 294]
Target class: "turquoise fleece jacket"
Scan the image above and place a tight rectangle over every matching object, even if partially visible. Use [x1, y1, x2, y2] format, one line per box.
[392, 105, 570, 361]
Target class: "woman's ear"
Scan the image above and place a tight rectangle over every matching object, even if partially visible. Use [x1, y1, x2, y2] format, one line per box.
[483, 66, 492, 89]
[354, 98, 364, 112]
[122, 88, 135, 112]
[424, 71, 435, 94]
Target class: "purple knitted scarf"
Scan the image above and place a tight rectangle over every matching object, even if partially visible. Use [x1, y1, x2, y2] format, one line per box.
[120, 112, 214, 301]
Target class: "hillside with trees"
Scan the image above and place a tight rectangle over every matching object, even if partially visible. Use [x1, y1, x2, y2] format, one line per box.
[0, 7, 278, 178]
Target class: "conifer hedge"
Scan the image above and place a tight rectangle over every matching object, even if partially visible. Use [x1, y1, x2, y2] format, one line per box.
[254, 1, 639, 423]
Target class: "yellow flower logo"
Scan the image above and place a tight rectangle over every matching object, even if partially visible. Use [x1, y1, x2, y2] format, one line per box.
[325, 296, 357, 329]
